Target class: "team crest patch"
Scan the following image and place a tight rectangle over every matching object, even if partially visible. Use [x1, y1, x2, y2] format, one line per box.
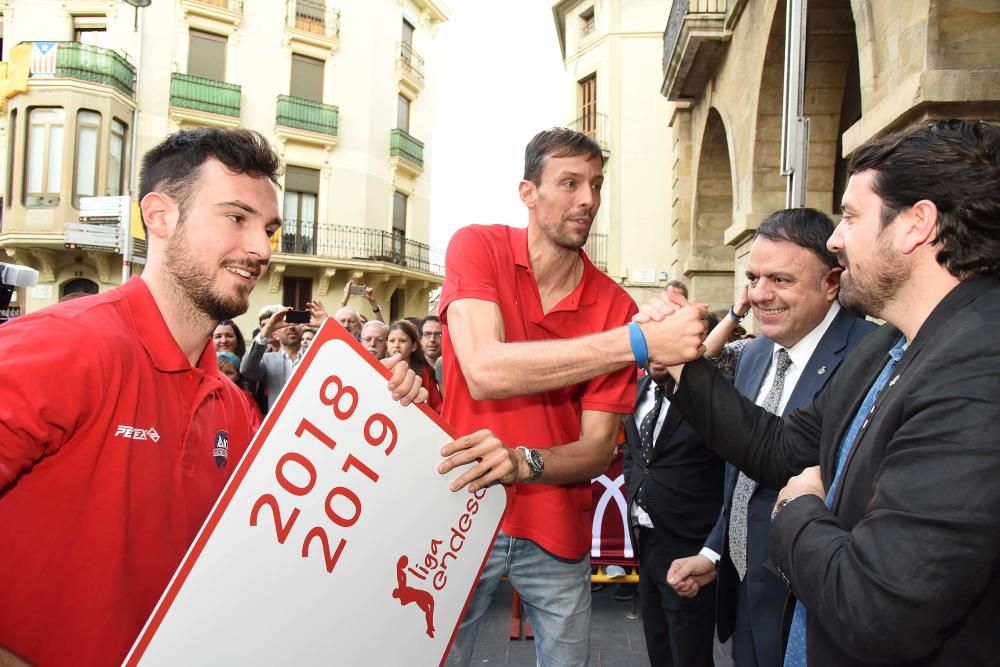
[213, 430, 230, 470]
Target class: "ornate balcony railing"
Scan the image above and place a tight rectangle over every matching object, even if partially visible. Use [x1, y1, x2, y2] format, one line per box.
[584, 232, 608, 272]
[276, 95, 339, 136]
[568, 112, 610, 152]
[398, 42, 425, 87]
[25, 41, 136, 97]
[390, 128, 424, 169]
[286, 0, 340, 39]
[170, 72, 241, 117]
[280, 221, 444, 276]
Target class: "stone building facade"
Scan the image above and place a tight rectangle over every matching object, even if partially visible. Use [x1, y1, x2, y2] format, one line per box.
[662, 0, 1000, 311]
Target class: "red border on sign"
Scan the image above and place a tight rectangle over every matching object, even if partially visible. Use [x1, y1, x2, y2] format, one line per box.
[125, 320, 511, 666]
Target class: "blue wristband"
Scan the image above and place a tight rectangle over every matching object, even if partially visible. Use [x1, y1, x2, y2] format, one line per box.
[627, 322, 648, 367]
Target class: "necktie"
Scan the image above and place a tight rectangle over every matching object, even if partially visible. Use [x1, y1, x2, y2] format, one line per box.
[782, 337, 906, 667]
[639, 384, 665, 463]
[729, 348, 792, 580]
[635, 384, 665, 513]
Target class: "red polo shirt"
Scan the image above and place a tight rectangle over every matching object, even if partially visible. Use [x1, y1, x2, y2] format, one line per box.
[0, 278, 260, 666]
[440, 224, 637, 559]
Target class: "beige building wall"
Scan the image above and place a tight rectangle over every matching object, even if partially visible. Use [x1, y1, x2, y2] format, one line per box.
[553, 0, 674, 305]
[661, 0, 1000, 314]
[0, 0, 448, 335]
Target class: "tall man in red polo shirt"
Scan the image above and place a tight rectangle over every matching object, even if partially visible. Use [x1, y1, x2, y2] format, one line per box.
[0, 128, 425, 667]
[436, 128, 707, 665]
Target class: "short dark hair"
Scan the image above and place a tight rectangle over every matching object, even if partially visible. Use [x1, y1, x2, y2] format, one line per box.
[755, 208, 839, 271]
[139, 127, 282, 226]
[523, 128, 604, 185]
[848, 119, 1000, 278]
[420, 315, 441, 334]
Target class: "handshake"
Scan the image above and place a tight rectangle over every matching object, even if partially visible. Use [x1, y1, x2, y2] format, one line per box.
[630, 286, 710, 369]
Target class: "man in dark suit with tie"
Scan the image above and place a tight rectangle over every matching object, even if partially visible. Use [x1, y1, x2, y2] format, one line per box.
[648, 120, 1000, 665]
[623, 359, 724, 666]
[666, 208, 875, 667]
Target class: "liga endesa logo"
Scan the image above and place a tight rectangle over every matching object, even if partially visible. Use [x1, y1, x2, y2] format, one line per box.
[392, 487, 489, 638]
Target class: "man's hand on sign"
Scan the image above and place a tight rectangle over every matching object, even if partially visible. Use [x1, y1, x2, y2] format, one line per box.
[438, 430, 519, 493]
[381, 353, 428, 406]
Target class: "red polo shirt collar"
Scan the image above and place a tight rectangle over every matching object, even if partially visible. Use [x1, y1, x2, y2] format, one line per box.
[509, 225, 600, 321]
[122, 277, 221, 376]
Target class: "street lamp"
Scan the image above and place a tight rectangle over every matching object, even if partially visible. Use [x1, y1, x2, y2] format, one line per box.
[122, 0, 150, 283]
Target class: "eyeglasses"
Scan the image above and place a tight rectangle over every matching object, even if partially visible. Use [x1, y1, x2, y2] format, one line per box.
[421, 332, 443, 339]
[361, 336, 386, 344]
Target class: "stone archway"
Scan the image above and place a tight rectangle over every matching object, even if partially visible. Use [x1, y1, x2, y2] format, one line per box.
[749, 0, 862, 217]
[687, 108, 735, 311]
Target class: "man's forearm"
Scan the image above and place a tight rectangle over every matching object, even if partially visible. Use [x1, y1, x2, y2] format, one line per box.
[463, 327, 634, 400]
[239, 341, 267, 381]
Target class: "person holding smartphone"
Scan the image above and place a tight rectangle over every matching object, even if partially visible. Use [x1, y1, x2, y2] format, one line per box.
[240, 305, 311, 412]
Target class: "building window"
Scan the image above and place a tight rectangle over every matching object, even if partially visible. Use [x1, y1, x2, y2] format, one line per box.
[107, 118, 127, 196]
[397, 94, 410, 132]
[73, 110, 100, 207]
[73, 15, 107, 47]
[26, 107, 65, 207]
[283, 166, 319, 254]
[283, 276, 313, 310]
[6, 109, 15, 208]
[188, 29, 226, 81]
[402, 18, 414, 48]
[392, 190, 407, 262]
[290, 53, 324, 102]
[579, 74, 597, 140]
[580, 6, 595, 37]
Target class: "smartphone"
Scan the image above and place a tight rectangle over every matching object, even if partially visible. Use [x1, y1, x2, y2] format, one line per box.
[349, 284, 367, 296]
[285, 309, 310, 324]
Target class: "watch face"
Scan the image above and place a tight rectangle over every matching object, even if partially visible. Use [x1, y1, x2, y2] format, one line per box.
[526, 448, 543, 475]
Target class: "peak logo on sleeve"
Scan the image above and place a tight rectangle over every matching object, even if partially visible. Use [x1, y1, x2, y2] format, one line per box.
[114, 425, 161, 442]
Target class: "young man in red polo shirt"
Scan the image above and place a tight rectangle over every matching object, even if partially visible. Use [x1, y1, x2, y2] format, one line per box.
[436, 128, 708, 665]
[0, 128, 425, 667]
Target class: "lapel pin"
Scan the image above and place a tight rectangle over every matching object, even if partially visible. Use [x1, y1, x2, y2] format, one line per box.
[817, 366, 827, 375]
[889, 375, 900, 386]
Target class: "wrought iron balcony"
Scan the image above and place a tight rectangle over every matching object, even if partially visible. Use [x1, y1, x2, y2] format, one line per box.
[661, 0, 731, 101]
[584, 232, 608, 272]
[286, 0, 340, 39]
[279, 220, 444, 276]
[25, 41, 135, 97]
[390, 129, 424, 169]
[398, 42, 425, 88]
[276, 95, 339, 136]
[568, 112, 610, 153]
[170, 73, 241, 117]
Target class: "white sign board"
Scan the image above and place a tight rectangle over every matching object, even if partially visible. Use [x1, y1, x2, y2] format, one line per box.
[124, 322, 508, 666]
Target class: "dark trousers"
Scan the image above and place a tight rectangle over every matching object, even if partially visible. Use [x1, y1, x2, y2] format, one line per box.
[637, 527, 716, 666]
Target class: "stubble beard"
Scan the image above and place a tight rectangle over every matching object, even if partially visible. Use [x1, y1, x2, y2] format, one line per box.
[839, 231, 908, 318]
[163, 223, 253, 322]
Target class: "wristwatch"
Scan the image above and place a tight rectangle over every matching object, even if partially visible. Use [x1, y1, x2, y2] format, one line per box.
[517, 446, 544, 483]
[729, 306, 749, 323]
[771, 495, 799, 521]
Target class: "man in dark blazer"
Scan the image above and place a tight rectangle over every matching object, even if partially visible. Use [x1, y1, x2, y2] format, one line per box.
[668, 209, 875, 667]
[652, 120, 1000, 666]
[623, 359, 724, 666]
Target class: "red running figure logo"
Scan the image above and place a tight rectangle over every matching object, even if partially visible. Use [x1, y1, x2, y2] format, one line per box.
[392, 555, 436, 638]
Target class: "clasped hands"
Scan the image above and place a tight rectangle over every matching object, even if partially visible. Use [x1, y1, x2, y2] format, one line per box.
[631, 286, 710, 367]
